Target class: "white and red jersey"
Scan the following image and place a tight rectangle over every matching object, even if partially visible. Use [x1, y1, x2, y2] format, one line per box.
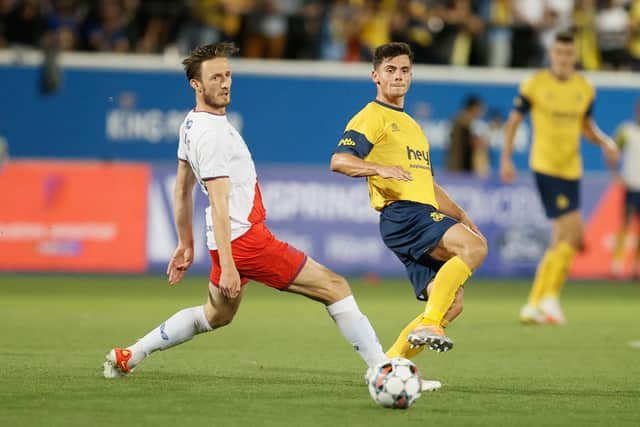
[177, 110, 265, 249]
[616, 121, 640, 191]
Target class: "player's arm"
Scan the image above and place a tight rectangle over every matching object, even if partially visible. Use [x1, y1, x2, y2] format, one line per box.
[500, 110, 524, 183]
[501, 77, 533, 183]
[167, 160, 197, 285]
[433, 181, 483, 239]
[205, 177, 242, 299]
[582, 116, 620, 168]
[330, 153, 412, 181]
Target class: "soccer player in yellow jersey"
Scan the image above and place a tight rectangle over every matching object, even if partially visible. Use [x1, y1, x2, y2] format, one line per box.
[500, 32, 619, 325]
[330, 42, 488, 358]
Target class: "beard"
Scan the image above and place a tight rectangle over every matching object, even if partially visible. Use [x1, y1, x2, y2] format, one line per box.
[202, 88, 230, 109]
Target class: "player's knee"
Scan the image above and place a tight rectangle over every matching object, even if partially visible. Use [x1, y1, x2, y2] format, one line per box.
[461, 238, 488, 270]
[204, 307, 235, 329]
[324, 273, 352, 304]
[209, 313, 234, 329]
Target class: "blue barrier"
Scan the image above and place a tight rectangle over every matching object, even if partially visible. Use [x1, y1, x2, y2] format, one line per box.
[1, 61, 636, 172]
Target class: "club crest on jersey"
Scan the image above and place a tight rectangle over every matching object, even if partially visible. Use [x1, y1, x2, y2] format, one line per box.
[430, 212, 445, 222]
[186, 119, 193, 129]
[391, 123, 400, 132]
[556, 194, 569, 210]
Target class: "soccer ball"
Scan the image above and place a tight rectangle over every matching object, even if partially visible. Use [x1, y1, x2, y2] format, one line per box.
[367, 357, 422, 409]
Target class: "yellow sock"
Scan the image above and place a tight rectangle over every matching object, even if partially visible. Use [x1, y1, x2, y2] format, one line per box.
[543, 242, 576, 298]
[421, 256, 472, 326]
[527, 248, 556, 307]
[385, 313, 453, 359]
[386, 314, 426, 359]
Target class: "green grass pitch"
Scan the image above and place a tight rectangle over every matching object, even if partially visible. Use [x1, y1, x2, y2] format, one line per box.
[1, 275, 639, 427]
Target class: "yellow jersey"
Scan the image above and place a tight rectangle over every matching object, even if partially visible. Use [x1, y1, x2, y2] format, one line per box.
[514, 70, 595, 180]
[335, 100, 437, 211]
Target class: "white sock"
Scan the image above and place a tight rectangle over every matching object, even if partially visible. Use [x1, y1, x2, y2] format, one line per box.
[127, 305, 212, 367]
[326, 295, 389, 368]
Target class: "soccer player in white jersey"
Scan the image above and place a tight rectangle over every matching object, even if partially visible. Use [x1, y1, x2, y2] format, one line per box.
[102, 42, 440, 391]
[611, 100, 640, 278]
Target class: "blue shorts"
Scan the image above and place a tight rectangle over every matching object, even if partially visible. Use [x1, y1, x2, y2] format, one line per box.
[380, 201, 458, 300]
[534, 172, 580, 219]
[625, 189, 640, 218]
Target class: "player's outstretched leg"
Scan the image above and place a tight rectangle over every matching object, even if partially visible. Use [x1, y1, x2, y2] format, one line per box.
[103, 283, 242, 378]
[286, 257, 446, 391]
[287, 257, 389, 368]
[286, 257, 445, 391]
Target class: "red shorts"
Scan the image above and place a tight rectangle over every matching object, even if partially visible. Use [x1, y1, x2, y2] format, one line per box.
[209, 222, 307, 290]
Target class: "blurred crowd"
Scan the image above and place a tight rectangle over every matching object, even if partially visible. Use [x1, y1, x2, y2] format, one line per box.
[1, 0, 640, 70]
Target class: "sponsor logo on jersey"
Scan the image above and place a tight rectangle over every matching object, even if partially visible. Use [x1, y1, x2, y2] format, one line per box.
[338, 138, 356, 146]
[406, 146, 431, 167]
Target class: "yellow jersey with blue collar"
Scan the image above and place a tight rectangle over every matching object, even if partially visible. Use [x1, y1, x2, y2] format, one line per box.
[334, 100, 437, 211]
[514, 70, 595, 180]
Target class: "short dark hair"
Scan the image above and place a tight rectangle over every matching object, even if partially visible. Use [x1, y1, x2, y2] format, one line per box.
[555, 31, 575, 44]
[464, 95, 483, 109]
[373, 42, 414, 69]
[182, 42, 239, 81]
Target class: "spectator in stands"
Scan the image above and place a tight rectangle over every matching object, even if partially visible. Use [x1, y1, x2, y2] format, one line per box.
[243, 0, 301, 58]
[446, 95, 487, 175]
[86, 0, 130, 52]
[446, 0, 485, 66]
[43, 0, 86, 51]
[540, 0, 574, 52]
[0, 0, 14, 48]
[511, 0, 545, 67]
[390, 0, 435, 64]
[355, 0, 393, 61]
[283, 0, 324, 59]
[319, 0, 359, 61]
[130, 0, 182, 53]
[573, 0, 601, 70]
[176, 0, 247, 55]
[5, 0, 44, 48]
[629, 0, 640, 69]
[479, 0, 514, 68]
[596, 0, 631, 69]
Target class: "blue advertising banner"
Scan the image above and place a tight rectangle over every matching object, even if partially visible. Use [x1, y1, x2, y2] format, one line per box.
[1, 62, 636, 172]
[147, 164, 611, 278]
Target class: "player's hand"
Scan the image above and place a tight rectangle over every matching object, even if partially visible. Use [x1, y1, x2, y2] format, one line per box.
[166, 244, 194, 285]
[376, 165, 413, 181]
[219, 266, 242, 299]
[602, 140, 619, 168]
[499, 157, 516, 183]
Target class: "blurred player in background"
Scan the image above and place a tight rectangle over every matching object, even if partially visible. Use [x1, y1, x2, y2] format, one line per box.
[611, 99, 640, 279]
[103, 42, 405, 387]
[331, 42, 487, 360]
[500, 32, 619, 325]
